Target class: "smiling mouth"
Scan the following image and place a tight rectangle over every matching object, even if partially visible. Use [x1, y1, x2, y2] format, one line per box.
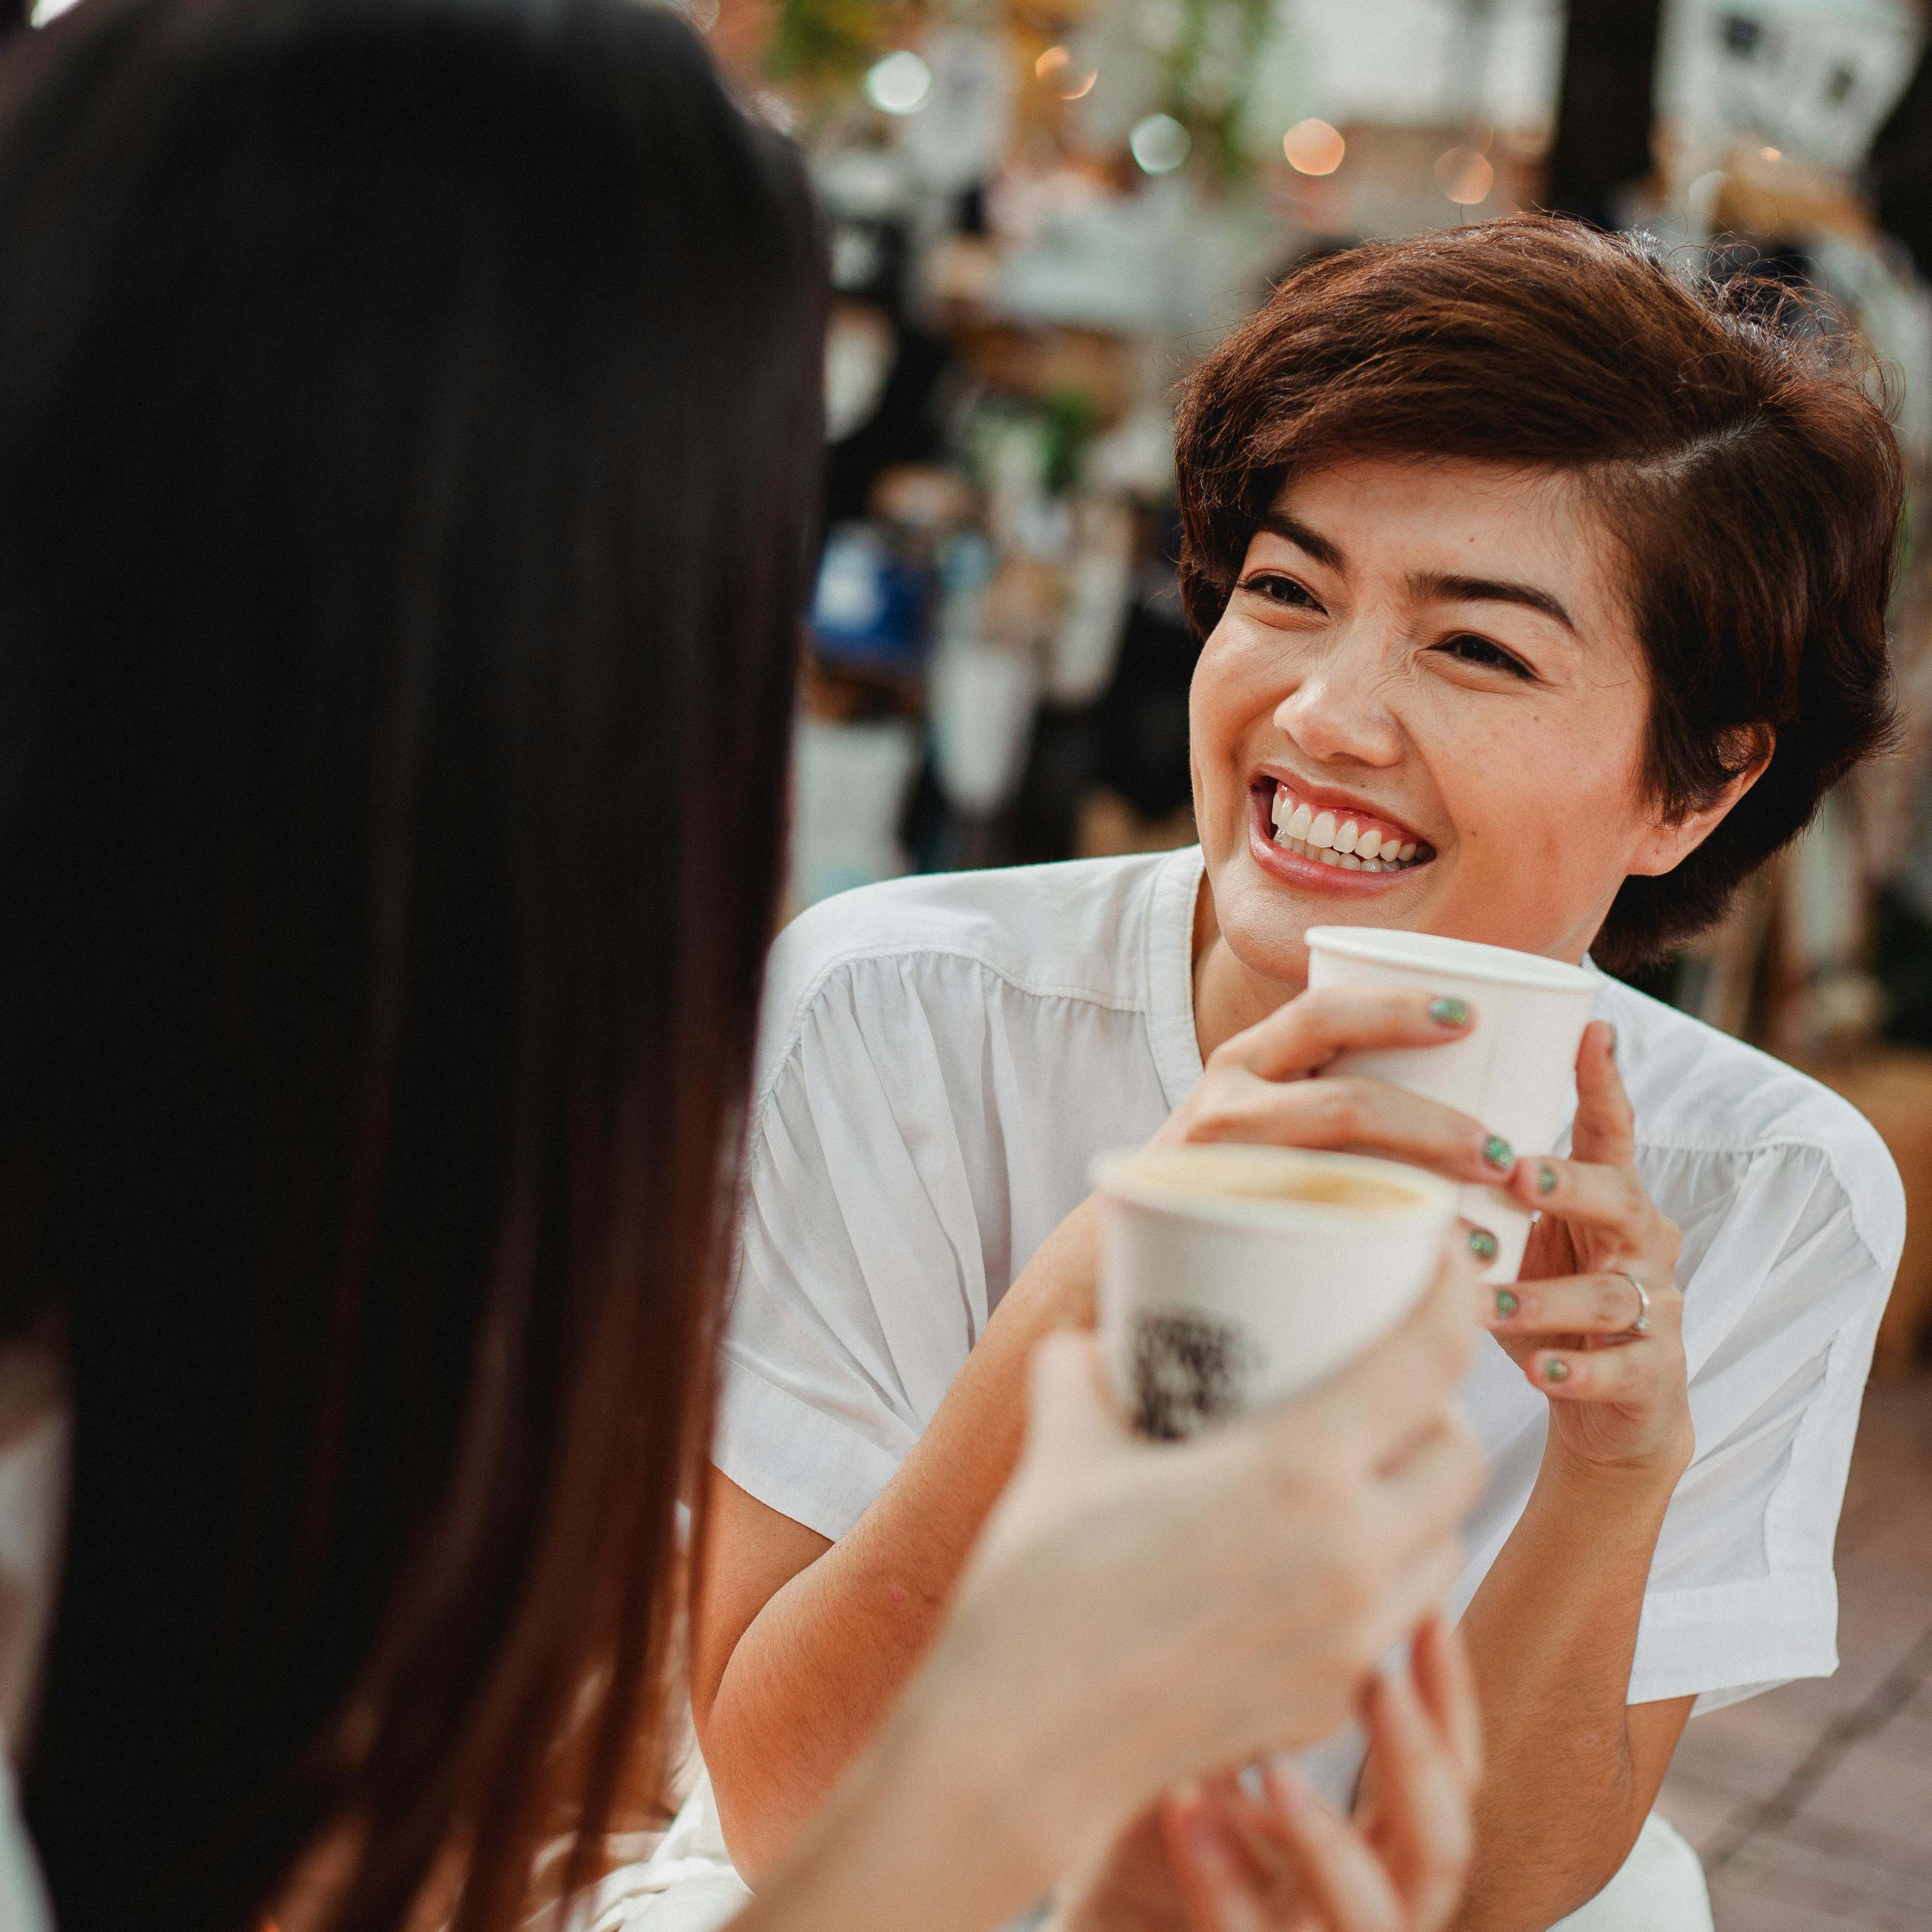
[1254, 779, 1436, 875]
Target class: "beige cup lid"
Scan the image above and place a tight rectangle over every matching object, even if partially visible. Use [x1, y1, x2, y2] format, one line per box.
[1091, 1144, 1458, 1229]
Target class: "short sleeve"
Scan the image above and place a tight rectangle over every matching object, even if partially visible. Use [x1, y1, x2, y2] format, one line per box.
[714, 956, 995, 1543]
[1627, 1132, 1903, 1713]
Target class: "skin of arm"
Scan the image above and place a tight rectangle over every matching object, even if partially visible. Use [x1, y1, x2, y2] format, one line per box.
[689, 1201, 1099, 1880]
[1424, 1025, 1699, 1932]
[1440, 1440, 1693, 1932]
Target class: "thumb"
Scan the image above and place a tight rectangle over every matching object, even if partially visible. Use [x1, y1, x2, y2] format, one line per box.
[1023, 1329, 1128, 1466]
[1570, 1020, 1635, 1168]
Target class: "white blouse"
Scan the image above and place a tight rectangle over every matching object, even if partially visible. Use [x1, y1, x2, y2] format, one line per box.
[719, 846, 1904, 1785]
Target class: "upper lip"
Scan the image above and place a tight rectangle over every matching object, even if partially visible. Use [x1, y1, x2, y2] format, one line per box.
[1252, 766, 1431, 851]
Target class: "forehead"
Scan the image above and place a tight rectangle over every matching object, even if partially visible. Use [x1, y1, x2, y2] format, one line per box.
[1264, 456, 1634, 636]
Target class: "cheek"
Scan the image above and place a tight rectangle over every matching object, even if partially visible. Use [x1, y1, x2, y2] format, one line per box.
[1440, 703, 1648, 881]
[1189, 624, 1273, 771]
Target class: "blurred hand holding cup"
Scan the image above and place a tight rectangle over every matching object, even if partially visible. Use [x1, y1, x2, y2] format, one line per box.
[1304, 927, 1601, 1281]
[1092, 1144, 1459, 1439]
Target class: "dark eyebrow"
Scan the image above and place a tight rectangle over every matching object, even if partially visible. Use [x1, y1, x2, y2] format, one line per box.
[1252, 512, 1343, 571]
[1413, 571, 1576, 633]
[1248, 516, 1577, 633]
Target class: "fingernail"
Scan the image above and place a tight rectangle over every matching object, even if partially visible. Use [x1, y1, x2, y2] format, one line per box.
[1429, 996, 1471, 1027]
[1541, 1355, 1570, 1382]
[1493, 1287, 1518, 1318]
[1468, 1226, 1499, 1263]
[1604, 1023, 1618, 1053]
[1482, 1136, 1513, 1171]
[1537, 1162, 1558, 1195]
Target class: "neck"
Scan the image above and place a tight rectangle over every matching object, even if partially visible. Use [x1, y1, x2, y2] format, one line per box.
[1190, 876, 1303, 1064]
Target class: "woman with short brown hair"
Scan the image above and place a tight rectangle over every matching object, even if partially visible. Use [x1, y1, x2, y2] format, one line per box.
[696, 215, 1905, 1931]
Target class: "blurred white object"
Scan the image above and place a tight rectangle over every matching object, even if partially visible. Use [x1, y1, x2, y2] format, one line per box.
[823, 307, 895, 442]
[902, 31, 1013, 189]
[929, 642, 1040, 815]
[788, 717, 919, 911]
[1659, 0, 1922, 173]
[865, 50, 932, 117]
[1549, 1812, 1714, 1932]
[1085, 391, 1178, 503]
[1047, 499, 1134, 705]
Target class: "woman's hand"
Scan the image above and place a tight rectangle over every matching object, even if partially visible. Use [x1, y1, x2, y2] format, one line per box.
[891, 1251, 1486, 1908]
[1488, 1022, 1692, 1478]
[1157, 989, 1517, 1199]
[1056, 1612, 1481, 1932]
[1165, 1614, 1481, 1932]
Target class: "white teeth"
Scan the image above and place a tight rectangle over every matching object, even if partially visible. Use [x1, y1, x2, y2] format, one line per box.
[1267, 787, 1424, 873]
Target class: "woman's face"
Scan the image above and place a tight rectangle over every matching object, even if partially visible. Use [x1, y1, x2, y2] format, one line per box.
[1192, 457, 1703, 988]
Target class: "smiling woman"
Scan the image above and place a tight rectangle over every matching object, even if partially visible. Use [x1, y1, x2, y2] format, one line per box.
[1178, 215, 1899, 979]
[683, 215, 1906, 1932]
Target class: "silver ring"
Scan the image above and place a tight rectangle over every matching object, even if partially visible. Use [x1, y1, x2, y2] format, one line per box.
[1619, 1272, 1651, 1337]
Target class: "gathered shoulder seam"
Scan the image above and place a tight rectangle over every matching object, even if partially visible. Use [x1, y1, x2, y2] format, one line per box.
[755, 944, 1149, 1117]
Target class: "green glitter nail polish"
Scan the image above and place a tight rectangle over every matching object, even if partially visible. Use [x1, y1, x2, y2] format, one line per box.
[1428, 996, 1471, 1027]
[1482, 1136, 1513, 1171]
[1494, 1287, 1518, 1318]
[1538, 1162, 1558, 1195]
[1543, 1356, 1570, 1383]
[1469, 1227, 1500, 1263]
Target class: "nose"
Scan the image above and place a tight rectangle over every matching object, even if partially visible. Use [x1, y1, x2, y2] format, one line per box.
[1271, 637, 1404, 768]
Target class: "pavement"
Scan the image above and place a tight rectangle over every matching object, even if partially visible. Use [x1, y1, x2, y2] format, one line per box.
[1658, 1374, 1932, 1930]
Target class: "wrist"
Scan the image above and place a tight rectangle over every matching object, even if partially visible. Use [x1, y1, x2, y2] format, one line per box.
[1540, 1427, 1691, 1499]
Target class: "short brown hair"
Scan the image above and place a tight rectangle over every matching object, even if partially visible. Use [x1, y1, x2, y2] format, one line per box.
[1175, 214, 1903, 971]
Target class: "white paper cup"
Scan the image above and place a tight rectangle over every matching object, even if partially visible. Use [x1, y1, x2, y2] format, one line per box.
[1091, 1145, 1458, 1439]
[1304, 928, 1601, 1283]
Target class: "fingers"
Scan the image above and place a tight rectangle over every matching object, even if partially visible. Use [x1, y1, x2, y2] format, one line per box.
[1296, 1248, 1483, 1471]
[1159, 1788, 1274, 1932]
[1507, 1152, 1667, 1249]
[1370, 1413, 1487, 1559]
[1350, 1535, 1468, 1676]
[1023, 1331, 1126, 1461]
[1355, 1662, 1475, 1932]
[1220, 987, 1478, 1082]
[1518, 1336, 1672, 1401]
[1569, 1022, 1635, 1169]
[1485, 1273, 1675, 1341]
[1412, 1614, 1482, 1792]
[1187, 1070, 1510, 1190]
[1258, 1757, 1405, 1932]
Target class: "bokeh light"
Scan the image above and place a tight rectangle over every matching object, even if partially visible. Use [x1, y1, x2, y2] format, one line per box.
[866, 51, 933, 117]
[1282, 119, 1345, 177]
[1130, 113, 1192, 175]
[1433, 146, 1494, 205]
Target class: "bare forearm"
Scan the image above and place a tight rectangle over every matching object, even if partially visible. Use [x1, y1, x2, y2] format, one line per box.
[1449, 1444, 1680, 1932]
[702, 1203, 1099, 1876]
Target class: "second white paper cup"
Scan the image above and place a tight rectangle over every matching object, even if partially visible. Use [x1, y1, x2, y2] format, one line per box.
[1304, 927, 1601, 1282]
[1092, 1145, 1458, 1439]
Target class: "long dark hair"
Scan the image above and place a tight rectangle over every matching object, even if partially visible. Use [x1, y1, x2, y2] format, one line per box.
[0, 2, 822, 1926]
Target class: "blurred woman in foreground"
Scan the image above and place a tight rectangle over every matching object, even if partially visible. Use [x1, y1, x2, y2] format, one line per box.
[0, 3, 1485, 1929]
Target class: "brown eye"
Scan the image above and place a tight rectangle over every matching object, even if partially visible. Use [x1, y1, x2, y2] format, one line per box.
[1239, 573, 1324, 613]
[1437, 634, 1535, 680]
